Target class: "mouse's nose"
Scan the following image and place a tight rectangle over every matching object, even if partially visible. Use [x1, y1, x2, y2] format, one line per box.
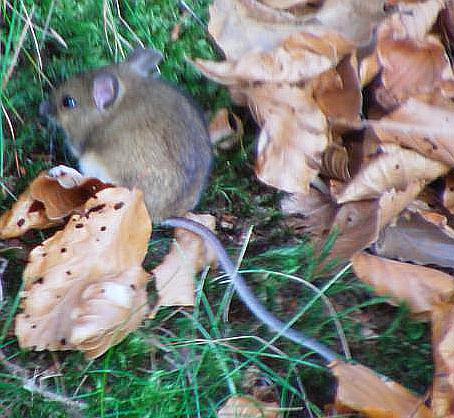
[39, 100, 55, 117]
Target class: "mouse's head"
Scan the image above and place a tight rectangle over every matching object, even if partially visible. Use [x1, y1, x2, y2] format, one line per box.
[39, 47, 163, 156]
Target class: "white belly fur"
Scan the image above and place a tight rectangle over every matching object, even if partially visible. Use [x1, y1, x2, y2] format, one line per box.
[78, 153, 115, 184]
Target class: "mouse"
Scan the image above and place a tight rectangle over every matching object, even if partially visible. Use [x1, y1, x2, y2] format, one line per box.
[39, 47, 212, 223]
[39, 47, 338, 363]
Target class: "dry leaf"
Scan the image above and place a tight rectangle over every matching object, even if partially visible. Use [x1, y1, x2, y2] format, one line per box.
[15, 187, 151, 359]
[321, 144, 351, 182]
[283, 181, 422, 261]
[218, 396, 280, 418]
[331, 360, 433, 418]
[251, 84, 328, 194]
[312, 54, 362, 123]
[368, 97, 454, 167]
[432, 302, 454, 417]
[376, 35, 454, 108]
[152, 213, 218, 309]
[0, 169, 111, 239]
[281, 187, 336, 236]
[30, 174, 110, 220]
[336, 144, 449, 204]
[209, 108, 244, 150]
[375, 209, 454, 268]
[381, 0, 444, 42]
[352, 252, 454, 319]
[195, 27, 354, 85]
[0, 188, 60, 239]
[208, 0, 305, 61]
[315, 0, 386, 46]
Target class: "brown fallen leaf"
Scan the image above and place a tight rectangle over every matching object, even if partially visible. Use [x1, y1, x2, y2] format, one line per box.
[336, 144, 449, 204]
[281, 187, 336, 236]
[368, 97, 454, 168]
[315, 0, 386, 46]
[209, 108, 244, 150]
[217, 396, 280, 418]
[207, 0, 306, 61]
[331, 360, 433, 418]
[15, 187, 151, 359]
[250, 84, 328, 194]
[376, 34, 454, 109]
[0, 188, 60, 239]
[320, 143, 351, 182]
[283, 181, 423, 261]
[30, 173, 111, 220]
[375, 209, 454, 269]
[0, 169, 111, 239]
[195, 27, 354, 85]
[432, 302, 454, 417]
[352, 252, 454, 319]
[152, 213, 218, 309]
[382, 0, 444, 42]
[312, 54, 362, 123]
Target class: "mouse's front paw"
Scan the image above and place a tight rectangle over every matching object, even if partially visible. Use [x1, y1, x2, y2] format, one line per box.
[48, 165, 84, 188]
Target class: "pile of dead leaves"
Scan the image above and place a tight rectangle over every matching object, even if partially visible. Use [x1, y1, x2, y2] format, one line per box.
[199, 0, 454, 416]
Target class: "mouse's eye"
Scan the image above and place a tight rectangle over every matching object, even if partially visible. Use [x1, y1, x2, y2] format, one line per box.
[61, 96, 77, 109]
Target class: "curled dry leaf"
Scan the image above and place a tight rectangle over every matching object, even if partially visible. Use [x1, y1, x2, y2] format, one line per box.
[315, 0, 386, 46]
[0, 188, 60, 239]
[251, 84, 328, 194]
[359, 0, 450, 107]
[152, 213, 217, 309]
[217, 396, 280, 418]
[376, 34, 454, 109]
[195, 27, 354, 85]
[281, 187, 336, 236]
[368, 97, 454, 167]
[321, 144, 351, 182]
[209, 108, 244, 150]
[30, 173, 110, 220]
[375, 209, 454, 269]
[15, 187, 151, 359]
[352, 252, 454, 319]
[283, 181, 422, 261]
[383, 0, 444, 42]
[331, 360, 433, 418]
[312, 54, 362, 123]
[336, 144, 449, 204]
[431, 302, 454, 417]
[208, 0, 305, 61]
[0, 169, 111, 239]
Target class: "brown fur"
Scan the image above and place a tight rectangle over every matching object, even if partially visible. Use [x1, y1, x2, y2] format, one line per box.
[42, 49, 212, 222]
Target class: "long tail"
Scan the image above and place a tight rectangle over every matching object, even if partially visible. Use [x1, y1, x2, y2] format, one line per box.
[163, 217, 338, 363]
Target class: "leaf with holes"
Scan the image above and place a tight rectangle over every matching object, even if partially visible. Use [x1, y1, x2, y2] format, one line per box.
[15, 187, 151, 359]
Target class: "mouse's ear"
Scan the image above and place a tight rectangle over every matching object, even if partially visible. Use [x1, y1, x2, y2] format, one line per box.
[126, 47, 163, 77]
[93, 72, 119, 110]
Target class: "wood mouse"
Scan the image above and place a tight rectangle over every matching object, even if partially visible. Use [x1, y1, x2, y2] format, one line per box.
[39, 48, 212, 223]
[39, 48, 338, 363]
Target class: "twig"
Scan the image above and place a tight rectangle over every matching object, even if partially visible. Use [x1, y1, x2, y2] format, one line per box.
[0, 346, 86, 413]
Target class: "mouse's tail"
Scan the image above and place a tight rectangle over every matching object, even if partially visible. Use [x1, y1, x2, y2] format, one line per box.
[162, 217, 339, 363]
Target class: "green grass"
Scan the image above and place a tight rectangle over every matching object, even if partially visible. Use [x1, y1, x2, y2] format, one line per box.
[0, 1, 433, 417]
